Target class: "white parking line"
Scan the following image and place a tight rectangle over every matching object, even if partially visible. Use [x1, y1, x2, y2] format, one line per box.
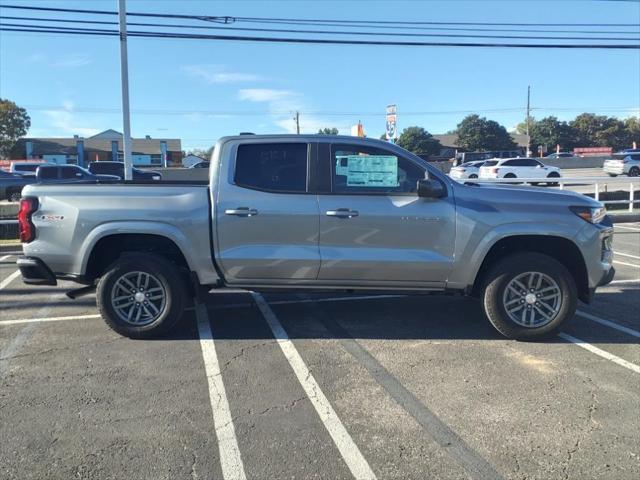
[558, 333, 640, 374]
[0, 270, 20, 291]
[0, 254, 13, 262]
[212, 294, 407, 311]
[0, 314, 102, 326]
[195, 303, 247, 480]
[251, 292, 377, 480]
[608, 279, 640, 285]
[615, 252, 640, 260]
[576, 310, 640, 338]
[613, 260, 640, 269]
[614, 224, 640, 232]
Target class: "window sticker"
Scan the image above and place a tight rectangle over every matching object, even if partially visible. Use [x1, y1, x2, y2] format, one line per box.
[336, 155, 399, 187]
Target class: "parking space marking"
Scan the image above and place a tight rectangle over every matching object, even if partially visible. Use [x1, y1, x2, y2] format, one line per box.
[0, 314, 102, 326]
[195, 302, 247, 480]
[211, 294, 406, 311]
[576, 310, 640, 338]
[614, 252, 640, 260]
[0, 254, 13, 262]
[608, 279, 640, 285]
[558, 333, 640, 374]
[613, 260, 640, 268]
[313, 302, 504, 480]
[614, 225, 640, 232]
[0, 270, 21, 290]
[251, 292, 377, 480]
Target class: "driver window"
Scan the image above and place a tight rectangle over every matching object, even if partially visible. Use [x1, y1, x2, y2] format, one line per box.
[331, 144, 425, 195]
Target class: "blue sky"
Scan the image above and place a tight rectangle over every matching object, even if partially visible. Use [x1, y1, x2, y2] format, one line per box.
[1, 0, 639, 151]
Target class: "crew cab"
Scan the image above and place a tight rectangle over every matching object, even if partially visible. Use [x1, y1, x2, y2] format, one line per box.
[88, 161, 162, 181]
[479, 157, 562, 184]
[17, 135, 614, 341]
[35, 165, 120, 183]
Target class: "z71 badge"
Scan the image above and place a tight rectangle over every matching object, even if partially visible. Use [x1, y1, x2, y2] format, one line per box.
[40, 215, 64, 221]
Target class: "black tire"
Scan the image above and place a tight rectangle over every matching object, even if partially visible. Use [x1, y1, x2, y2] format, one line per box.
[607, 173, 618, 178]
[629, 167, 640, 177]
[546, 172, 561, 186]
[504, 173, 517, 178]
[96, 253, 187, 339]
[469, 174, 478, 179]
[482, 252, 577, 341]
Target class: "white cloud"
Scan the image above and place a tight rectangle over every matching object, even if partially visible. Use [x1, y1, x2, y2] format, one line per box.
[43, 101, 101, 137]
[51, 54, 93, 68]
[237, 88, 345, 134]
[182, 65, 263, 84]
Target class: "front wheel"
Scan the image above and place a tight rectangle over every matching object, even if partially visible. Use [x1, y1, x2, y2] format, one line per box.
[482, 252, 577, 340]
[629, 167, 640, 177]
[546, 172, 561, 186]
[468, 174, 478, 179]
[96, 253, 187, 338]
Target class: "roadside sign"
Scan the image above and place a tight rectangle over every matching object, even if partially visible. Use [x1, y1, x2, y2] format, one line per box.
[386, 104, 397, 141]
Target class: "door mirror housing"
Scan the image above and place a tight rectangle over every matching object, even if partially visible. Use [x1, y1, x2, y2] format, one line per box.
[417, 179, 446, 198]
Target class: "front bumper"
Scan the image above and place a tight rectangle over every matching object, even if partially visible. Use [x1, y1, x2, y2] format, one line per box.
[598, 266, 615, 287]
[17, 256, 57, 285]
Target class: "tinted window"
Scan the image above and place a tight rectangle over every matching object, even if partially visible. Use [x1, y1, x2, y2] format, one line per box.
[523, 159, 542, 167]
[331, 144, 425, 195]
[16, 164, 40, 172]
[61, 167, 82, 179]
[628, 154, 640, 161]
[235, 143, 308, 193]
[502, 160, 519, 166]
[483, 160, 499, 167]
[38, 167, 58, 179]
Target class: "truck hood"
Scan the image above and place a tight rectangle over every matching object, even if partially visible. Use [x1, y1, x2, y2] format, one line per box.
[455, 181, 601, 208]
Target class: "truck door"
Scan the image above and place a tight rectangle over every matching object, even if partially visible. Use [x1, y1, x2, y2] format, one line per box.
[215, 141, 321, 283]
[316, 142, 456, 286]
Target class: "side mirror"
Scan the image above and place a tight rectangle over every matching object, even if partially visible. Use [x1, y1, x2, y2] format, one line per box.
[417, 179, 446, 198]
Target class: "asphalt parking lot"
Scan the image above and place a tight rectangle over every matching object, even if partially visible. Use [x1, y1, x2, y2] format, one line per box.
[1, 224, 639, 480]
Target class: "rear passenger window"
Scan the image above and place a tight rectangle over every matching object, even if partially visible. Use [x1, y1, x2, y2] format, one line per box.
[235, 143, 308, 193]
[38, 167, 57, 180]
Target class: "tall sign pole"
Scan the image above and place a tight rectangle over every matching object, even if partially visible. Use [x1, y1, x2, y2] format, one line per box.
[526, 85, 531, 157]
[118, 0, 133, 180]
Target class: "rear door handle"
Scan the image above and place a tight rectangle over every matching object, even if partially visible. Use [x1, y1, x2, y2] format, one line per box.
[225, 207, 258, 217]
[326, 208, 359, 218]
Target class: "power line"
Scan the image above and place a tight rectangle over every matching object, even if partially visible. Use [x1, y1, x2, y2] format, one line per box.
[1, 25, 638, 49]
[1, 4, 639, 28]
[2, 17, 638, 41]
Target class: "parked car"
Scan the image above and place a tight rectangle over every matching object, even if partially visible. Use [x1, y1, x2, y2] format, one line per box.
[10, 161, 54, 176]
[189, 161, 210, 169]
[603, 152, 640, 177]
[0, 170, 35, 201]
[17, 135, 613, 341]
[448, 160, 486, 180]
[479, 158, 562, 184]
[35, 165, 120, 183]
[545, 152, 579, 159]
[454, 150, 524, 166]
[88, 161, 162, 180]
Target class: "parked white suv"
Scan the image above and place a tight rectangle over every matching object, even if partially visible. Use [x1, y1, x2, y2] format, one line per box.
[603, 153, 640, 177]
[449, 160, 486, 180]
[479, 158, 562, 184]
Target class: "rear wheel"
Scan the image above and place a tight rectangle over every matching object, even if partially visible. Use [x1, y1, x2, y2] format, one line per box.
[96, 253, 187, 339]
[607, 173, 618, 177]
[629, 167, 640, 177]
[468, 174, 478, 179]
[482, 252, 577, 340]
[546, 172, 561, 186]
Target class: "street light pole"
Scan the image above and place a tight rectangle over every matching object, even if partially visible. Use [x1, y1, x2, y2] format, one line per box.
[118, 0, 133, 181]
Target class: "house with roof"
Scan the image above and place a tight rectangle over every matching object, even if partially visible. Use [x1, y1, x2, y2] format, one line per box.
[10, 129, 182, 167]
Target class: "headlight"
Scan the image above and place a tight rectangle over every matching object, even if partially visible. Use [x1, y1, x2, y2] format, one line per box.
[570, 206, 606, 224]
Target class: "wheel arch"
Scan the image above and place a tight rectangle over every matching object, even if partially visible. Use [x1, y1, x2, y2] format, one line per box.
[470, 234, 589, 303]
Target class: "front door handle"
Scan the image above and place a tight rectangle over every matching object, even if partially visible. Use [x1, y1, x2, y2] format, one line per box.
[326, 208, 359, 218]
[225, 207, 258, 217]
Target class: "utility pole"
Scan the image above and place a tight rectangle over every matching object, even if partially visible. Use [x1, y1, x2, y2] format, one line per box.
[526, 85, 531, 157]
[294, 111, 300, 134]
[118, 0, 133, 181]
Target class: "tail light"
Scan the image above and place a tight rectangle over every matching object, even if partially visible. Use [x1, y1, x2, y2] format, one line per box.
[18, 197, 38, 243]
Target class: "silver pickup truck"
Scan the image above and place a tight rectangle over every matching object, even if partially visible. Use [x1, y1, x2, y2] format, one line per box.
[17, 134, 615, 340]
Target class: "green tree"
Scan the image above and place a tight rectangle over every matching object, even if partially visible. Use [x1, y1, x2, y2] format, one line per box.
[624, 117, 640, 148]
[0, 99, 30, 158]
[529, 116, 577, 151]
[569, 113, 608, 147]
[455, 114, 516, 151]
[396, 126, 442, 156]
[317, 127, 339, 135]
